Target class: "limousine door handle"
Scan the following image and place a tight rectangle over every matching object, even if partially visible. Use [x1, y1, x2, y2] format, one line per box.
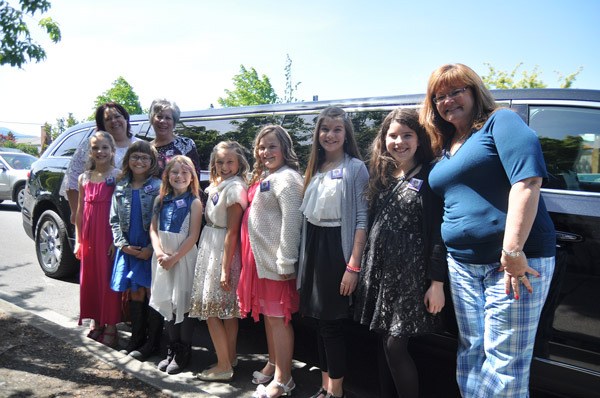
[555, 230, 583, 243]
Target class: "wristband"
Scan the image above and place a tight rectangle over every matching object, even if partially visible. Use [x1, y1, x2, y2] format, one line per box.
[346, 265, 361, 273]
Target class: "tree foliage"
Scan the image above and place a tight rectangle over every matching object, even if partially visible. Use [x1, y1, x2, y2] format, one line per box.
[92, 76, 143, 119]
[283, 54, 301, 103]
[482, 62, 583, 89]
[0, 0, 61, 68]
[218, 65, 278, 107]
[44, 112, 78, 140]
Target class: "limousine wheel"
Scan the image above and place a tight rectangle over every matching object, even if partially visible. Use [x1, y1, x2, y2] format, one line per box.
[35, 209, 78, 278]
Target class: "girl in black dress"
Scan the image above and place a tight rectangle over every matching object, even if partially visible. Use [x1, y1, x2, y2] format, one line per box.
[354, 108, 446, 398]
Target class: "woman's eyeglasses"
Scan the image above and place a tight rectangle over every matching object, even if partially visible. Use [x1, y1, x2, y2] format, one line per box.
[433, 87, 468, 105]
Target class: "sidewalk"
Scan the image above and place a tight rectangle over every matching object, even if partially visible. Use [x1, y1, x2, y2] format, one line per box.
[0, 298, 379, 398]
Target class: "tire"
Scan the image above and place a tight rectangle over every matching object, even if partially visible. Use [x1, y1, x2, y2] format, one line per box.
[35, 209, 79, 278]
[14, 183, 25, 211]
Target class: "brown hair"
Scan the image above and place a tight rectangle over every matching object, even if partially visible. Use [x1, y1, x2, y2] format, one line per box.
[367, 108, 433, 201]
[419, 63, 497, 155]
[95, 102, 132, 138]
[303, 107, 362, 192]
[118, 140, 160, 181]
[249, 125, 299, 185]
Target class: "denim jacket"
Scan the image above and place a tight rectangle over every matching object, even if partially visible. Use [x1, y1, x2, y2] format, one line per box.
[110, 175, 162, 248]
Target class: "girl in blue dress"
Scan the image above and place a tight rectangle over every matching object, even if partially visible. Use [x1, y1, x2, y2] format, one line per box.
[109, 141, 161, 355]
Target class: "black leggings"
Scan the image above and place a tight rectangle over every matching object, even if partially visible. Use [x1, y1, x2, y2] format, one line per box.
[165, 313, 196, 345]
[316, 319, 346, 379]
[378, 334, 418, 398]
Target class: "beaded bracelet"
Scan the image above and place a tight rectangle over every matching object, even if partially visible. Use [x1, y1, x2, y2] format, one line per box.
[346, 265, 361, 273]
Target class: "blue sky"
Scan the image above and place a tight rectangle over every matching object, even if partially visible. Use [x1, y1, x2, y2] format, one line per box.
[1, 0, 599, 136]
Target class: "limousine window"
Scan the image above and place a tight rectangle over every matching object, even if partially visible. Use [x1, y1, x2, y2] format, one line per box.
[531, 105, 600, 192]
[52, 128, 91, 157]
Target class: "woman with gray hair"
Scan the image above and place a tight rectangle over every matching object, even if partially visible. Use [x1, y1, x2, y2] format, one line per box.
[149, 99, 202, 179]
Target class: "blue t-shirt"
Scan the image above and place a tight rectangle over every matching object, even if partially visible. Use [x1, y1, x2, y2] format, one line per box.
[429, 109, 555, 264]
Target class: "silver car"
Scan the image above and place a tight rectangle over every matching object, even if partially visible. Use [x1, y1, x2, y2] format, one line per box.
[0, 151, 37, 210]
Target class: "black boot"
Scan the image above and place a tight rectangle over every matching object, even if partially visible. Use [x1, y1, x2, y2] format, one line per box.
[129, 307, 164, 361]
[120, 301, 147, 354]
[166, 342, 191, 374]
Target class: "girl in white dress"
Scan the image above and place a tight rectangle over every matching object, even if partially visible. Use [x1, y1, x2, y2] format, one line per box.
[190, 141, 249, 382]
[149, 155, 203, 374]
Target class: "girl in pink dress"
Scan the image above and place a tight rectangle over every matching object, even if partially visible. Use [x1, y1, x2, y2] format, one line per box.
[238, 125, 303, 398]
[75, 131, 122, 348]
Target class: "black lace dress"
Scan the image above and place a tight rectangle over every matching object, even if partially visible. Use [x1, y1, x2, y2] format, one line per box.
[354, 171, 442, 337]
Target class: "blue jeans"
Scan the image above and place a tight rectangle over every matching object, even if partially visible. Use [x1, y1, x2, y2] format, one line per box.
[448, 255, 554, 398]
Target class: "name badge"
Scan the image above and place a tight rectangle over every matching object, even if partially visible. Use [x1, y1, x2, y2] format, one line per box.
[407, 178, 423, 192]
[260, 180, 270, 192]
[212, 192, 219, 205]
[175, 199, 186, 208]
[166, 150, 175, 157]
[143, 184, 154, 194]
[105, 176, 115, 186]
[330, 168, 343, 179]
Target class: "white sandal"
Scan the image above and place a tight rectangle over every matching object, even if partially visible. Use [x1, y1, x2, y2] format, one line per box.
[252, 377, 295, 397]
[252, 361, 275, 385]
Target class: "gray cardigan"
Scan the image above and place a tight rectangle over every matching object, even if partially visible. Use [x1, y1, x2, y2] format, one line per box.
[297, 155, 369, 289]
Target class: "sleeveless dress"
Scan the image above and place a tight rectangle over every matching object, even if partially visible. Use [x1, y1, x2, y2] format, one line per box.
[237, 182, 298, 324]
[110, 189, 152, 291]
[79, 169, 122, 326]
[189, 176, 248, 320]
[149, 192, 199, 324]
[354, 174, 441, 337]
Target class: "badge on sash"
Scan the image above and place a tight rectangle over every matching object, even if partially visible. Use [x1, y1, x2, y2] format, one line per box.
[260, 180, 270, 192]
[143, 184, 154, 194]
[330, 168, 343, 179]
[166, 150, 175, 157]
[212, 192, 219, 205]
[407, 178, 423, 192]
[175, 199, 186, 208]
[105, 176, 115, 186]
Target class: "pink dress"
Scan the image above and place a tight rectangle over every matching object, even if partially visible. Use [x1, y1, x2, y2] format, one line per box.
[237, 183, 299, 325]
[78, 170, 122, 326]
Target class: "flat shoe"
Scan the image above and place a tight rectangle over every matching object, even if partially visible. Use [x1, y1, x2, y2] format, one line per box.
[86, 328, 104, 341]
[197, 368, 234, 382]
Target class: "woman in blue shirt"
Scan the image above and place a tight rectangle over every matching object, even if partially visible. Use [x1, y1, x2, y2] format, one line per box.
[420, 64, 555, 398]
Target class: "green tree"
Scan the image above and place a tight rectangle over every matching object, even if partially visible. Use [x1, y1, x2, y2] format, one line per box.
[218, 65, 278, 107]
[482, 62, 583, 89]
[0, 0, 61, 68]
[44, 112, 78, 141]
[91, 76, 143, 118]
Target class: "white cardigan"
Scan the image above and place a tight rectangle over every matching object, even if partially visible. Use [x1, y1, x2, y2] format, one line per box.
[248, 166, 304, 280]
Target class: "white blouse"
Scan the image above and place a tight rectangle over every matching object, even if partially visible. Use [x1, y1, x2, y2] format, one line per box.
[300, 168, 343, 227]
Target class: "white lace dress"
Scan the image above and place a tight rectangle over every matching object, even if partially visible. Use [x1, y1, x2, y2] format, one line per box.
[189, 176, 248, 320]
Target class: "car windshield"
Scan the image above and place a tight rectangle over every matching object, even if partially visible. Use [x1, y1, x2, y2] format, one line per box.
[1, 153, 37, 170]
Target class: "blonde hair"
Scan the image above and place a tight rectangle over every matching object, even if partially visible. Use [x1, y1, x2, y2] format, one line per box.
[367, 108, 433, 201]
[419, 63, 497, 155]
[249, 125, 299, 185]
[208, 140, 250, 184]
[303, 107, 361, 192]
[86, 130, 116, 170]
[158, 155, 200, 206]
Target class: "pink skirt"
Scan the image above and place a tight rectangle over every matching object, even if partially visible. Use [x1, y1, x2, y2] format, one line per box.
[237, 183, 299, 324]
